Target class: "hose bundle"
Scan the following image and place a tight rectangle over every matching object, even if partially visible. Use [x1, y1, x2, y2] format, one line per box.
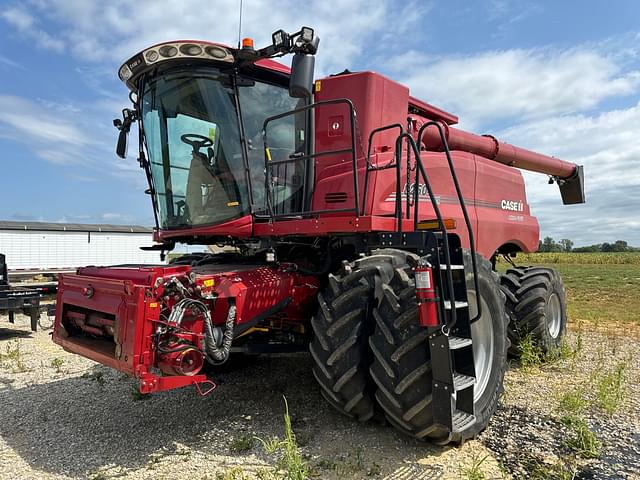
[167, 297, 236, 364]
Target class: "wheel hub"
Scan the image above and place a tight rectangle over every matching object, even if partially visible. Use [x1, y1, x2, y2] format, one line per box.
[469, 292, 494, 403]
[547, 292, 562, 339]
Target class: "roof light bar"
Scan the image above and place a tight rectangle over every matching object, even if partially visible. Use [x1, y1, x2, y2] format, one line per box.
[118, 41, 234, 88]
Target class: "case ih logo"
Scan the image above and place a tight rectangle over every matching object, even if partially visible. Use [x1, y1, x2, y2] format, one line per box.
[501, 199, 524, 212]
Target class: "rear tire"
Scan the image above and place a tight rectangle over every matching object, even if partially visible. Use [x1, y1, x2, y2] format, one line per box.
[369, 250, 508, 443]
[309, 250, 416, 422]
[500, 267, 567, 355]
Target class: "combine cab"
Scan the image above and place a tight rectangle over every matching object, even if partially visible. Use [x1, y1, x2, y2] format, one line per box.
[53, 27, 583, 443]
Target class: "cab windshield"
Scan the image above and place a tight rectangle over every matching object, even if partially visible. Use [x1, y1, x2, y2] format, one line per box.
[141, 67, 303, 229]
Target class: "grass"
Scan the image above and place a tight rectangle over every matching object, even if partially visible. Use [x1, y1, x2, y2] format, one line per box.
[499, 253, 640, 326]
[215, 467, 252, 480]
[50, 357, 64, 373]
[596, 361, 628, 414]
[558, 389, 588, 416]
[0, 340, 30, 373]
[527, 457, 578, 480]
[518, 333, 580, 370]
[229, 434, 255, 453]
[254, 397, 308, 480]
[313, 446, 381, 477]
[460, 454, 489, 480]
[561, 415, 601, 459]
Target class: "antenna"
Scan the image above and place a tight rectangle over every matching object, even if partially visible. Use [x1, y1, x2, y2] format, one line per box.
[237, 0, 244, 48]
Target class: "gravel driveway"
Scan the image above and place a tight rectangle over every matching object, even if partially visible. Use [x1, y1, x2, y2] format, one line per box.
[0, 315, 637, 479]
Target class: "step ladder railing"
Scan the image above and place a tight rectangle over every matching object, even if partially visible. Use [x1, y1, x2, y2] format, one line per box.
[394, 133, 459, 330]
[415, 121, 482, 323]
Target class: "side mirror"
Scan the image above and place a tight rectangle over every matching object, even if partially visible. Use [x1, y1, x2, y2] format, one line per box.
[116, 129, 129, 159]
[289, 53, 315, 98]
[114, 108, 137, 159]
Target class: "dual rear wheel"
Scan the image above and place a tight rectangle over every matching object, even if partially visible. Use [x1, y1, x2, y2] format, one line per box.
[309, 249, 509, 443]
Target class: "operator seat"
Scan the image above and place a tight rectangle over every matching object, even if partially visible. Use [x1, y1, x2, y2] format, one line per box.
[185, 150, 242, 223]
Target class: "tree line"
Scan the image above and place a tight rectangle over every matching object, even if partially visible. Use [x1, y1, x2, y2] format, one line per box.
[538, 237, 639, 253]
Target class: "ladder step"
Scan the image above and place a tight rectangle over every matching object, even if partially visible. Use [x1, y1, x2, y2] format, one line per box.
[443, 300, 468, 309]
[452, 410, 476, 432]
[448, 336, 472, 350]
[439, 264, 464, 270]
[453, 373, 475, 391]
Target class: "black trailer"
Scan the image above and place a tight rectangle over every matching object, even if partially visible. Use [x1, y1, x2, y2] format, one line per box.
[0, 253, 43, 331]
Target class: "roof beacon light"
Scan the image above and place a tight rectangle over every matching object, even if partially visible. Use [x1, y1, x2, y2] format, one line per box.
[242, 37, 255, 49]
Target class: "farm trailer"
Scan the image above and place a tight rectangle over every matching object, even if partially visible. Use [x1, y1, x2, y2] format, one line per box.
[0, 253, 42, 331]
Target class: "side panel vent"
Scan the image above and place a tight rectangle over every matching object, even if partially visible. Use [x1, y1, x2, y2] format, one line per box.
[324, 192, 348, 204]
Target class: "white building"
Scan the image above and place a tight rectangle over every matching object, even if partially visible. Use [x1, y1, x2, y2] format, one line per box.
[0, 221, 162, 272]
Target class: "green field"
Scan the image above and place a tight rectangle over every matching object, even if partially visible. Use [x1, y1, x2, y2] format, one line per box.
[499, 253, 640, 326]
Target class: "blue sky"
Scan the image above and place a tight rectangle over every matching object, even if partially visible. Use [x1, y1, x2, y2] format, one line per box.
[1, 0, 639, 246]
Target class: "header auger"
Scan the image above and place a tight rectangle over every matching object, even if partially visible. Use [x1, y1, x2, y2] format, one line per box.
[53, 26, 583, 444]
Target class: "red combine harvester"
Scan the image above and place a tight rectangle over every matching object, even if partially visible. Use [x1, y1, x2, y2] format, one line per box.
[53, 28, 584, 444]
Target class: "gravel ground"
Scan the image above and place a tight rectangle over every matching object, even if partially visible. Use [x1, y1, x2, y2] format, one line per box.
[0, 314, 637, 480]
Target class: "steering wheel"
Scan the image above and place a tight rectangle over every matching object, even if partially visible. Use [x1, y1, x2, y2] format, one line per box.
[181, 133, 213, 151]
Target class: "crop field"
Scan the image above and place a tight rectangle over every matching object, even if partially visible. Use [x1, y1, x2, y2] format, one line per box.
[500, 252, 640, 329]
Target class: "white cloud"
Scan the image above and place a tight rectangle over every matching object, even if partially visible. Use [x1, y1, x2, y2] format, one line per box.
[1, 7, 33, 30]
[2, 0, 422, 76]
[392, 43, 640, 129]
[1, 6, 65, 52]
[0, 95, 89, 152]
[497, 103, 640, 245]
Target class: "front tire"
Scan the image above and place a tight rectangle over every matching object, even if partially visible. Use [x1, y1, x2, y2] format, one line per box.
[369, 250, 508, 443]
[309, 250, 415, 422]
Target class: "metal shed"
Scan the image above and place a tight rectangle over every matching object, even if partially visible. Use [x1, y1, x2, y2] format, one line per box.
[0, 221, 161, 272]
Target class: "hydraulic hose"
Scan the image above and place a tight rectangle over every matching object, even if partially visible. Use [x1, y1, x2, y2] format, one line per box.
[203, 303, 236, 364]
[167, 297, 236, 364]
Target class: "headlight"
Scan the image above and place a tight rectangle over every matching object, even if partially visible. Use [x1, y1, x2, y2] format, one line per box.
[159, 45, 178, 58]
[118, 64, 132, 81]
[206, 46, 228, 59]
[179, 44, 202, 56]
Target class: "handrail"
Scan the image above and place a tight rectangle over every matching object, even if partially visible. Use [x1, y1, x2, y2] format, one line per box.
[395, 133, 458, 330]
[262, 98, 359, 219]
[417, 121, 482, 323]
[362, 124, 404, 216]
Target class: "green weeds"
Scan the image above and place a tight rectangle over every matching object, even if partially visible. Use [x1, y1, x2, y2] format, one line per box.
[561, 415, 600, 459]
[460, 454, 489, 480]
[254, 397, 308, 480]
[50, 357, 64, 373]
[596, 361, 627, 414]
[0, 340, 29, 372]
[518, 335, 544, 370]
[314, 446, 381, 477]
[229, 434, 255, 453]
